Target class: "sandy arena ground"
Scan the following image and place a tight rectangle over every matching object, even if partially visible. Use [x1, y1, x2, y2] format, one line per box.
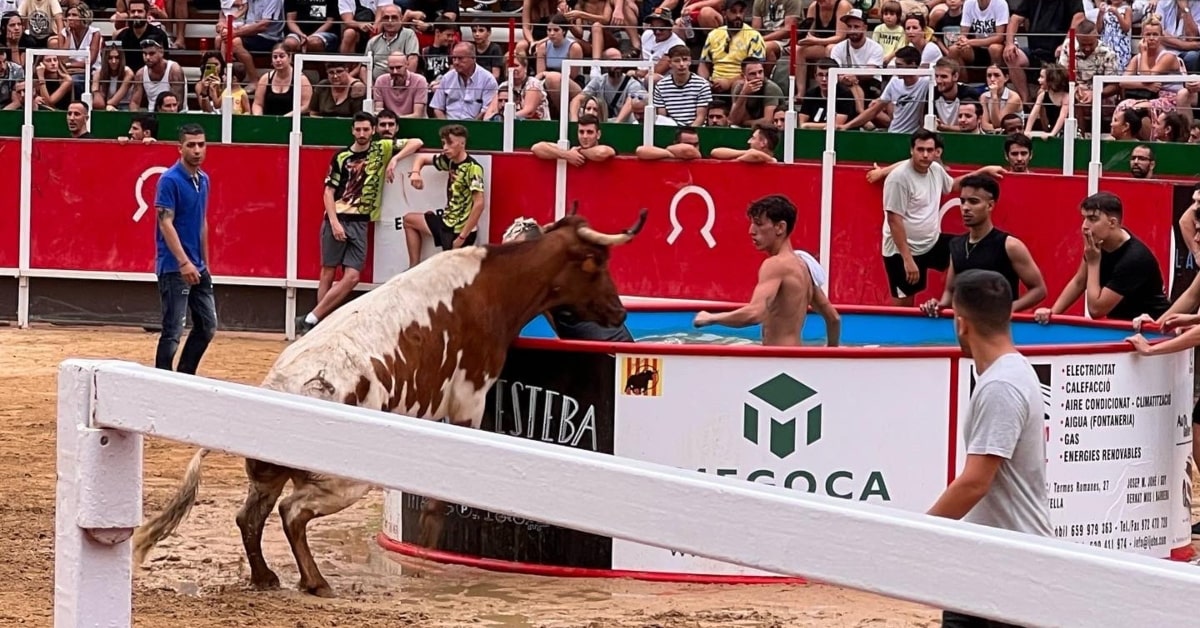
[1, 326, 1195, 627]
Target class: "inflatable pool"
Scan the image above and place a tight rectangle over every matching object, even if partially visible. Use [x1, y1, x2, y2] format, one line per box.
[378, 303, 1196, 582]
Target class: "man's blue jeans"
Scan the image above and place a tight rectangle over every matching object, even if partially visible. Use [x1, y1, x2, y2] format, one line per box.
[155, 270, 218, 375]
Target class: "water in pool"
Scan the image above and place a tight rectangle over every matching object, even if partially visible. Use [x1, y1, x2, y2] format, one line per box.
[518, 310, 1155, 347]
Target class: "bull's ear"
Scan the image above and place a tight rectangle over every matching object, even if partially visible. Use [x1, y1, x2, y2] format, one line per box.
[582, 255, 598, 273]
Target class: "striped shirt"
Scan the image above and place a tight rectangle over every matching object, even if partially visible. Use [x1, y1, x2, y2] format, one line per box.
[652, 73, 712, 126]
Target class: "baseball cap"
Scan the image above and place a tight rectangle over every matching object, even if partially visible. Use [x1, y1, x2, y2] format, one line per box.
[840, 8, 866, 24]
[644, 7, 672, 25]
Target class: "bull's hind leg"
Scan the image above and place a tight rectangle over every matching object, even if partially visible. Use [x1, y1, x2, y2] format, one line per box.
[237, 459, 290, 590]
[278, 474, 372, 597]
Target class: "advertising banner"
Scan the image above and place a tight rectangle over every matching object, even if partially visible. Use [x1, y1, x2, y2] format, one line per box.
[391, 346, 616, 568]
[27, 140, 290, 278]
[296, 148, 495, 284]
[0, 139, 19, 269]
[954, 351, 1194, 558]
[610, 354, 952, 575]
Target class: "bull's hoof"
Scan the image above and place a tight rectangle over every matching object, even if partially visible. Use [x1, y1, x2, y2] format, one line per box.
[250, 571, 281, 591]
[302, 581, 336, 598]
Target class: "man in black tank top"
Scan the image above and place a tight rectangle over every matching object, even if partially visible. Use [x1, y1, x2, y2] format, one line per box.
[1035, 192, 1171, 324]
[921, 174, 1047, 316]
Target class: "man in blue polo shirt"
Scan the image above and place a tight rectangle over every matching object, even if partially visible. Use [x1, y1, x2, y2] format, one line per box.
[154, 123, 218, 374]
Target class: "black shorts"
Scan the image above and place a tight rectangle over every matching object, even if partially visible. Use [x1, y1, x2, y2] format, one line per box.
[424, 210, 478, 250]
[882, 233, 953, 299]
[321, 217, 369, 271]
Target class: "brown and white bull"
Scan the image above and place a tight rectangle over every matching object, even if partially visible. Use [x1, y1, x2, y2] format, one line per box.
[131, 210, 648, 597]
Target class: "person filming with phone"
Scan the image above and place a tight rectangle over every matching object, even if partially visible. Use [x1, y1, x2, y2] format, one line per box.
[194, 51, 251, 115]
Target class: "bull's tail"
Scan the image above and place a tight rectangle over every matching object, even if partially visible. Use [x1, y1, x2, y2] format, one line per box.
[131, 448, 210, 565]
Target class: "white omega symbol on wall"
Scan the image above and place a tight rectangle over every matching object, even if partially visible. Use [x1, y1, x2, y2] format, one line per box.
[132, 166, 170, 223]
[667, 185, 717, 248]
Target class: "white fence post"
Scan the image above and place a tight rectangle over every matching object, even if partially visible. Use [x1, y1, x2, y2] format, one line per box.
[54, 360, 143, 628]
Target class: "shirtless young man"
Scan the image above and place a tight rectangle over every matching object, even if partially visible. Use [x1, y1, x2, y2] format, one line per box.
[694, 195, 841, 346]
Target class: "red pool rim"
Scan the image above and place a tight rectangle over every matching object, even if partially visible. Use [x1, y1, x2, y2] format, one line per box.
[375, 532, 808, 584]
[534, 302, 1160, 359]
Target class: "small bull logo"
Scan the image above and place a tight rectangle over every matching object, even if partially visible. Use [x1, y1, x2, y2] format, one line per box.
[622, 357, 662, 397]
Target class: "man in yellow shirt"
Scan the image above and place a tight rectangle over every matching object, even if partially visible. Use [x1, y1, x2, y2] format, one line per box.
[699, 0, 768, 93]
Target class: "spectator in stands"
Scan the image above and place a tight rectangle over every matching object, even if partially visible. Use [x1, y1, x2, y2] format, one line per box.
[93, 43, 133, 111]
[1154, 110, 1189, 142]
[154, 90, 180, 111]
[571, 48, 644, 122]
[949, 0, 1008, 70]
[1035, 191, 1170, 323]
[195, 51, 250, 114]
[932, 57, 976, 131]
[470, 23, 503, 80]
[118, 111, 157, 143]
[113, 0, 170, 71]
[1154, 0, 1200, 71]
[337, 0, 383, 54]
[65, 99, 89, 137]
[705, 99, 729, 126]
[641, 7, 682, 78]
[1024, 63, 1069, 137]
[59, 3, 99, 97]
[1, 76, 39, 108]
[797, 57, 854, 130]
[1004, 0, 1085, 101]
[771, 108, 784, 129]
[252, 42, 312, 115]
[1002, 132, 1032, 172]
[899, 12, 942, 68]
[129, 39, 185, 111]
[517, 0, 556, 60]
[373, 50, 427, 117]
[220, 0, 285, 84]
[998, 111, 1021, 134]
[699, 0, 766, 94]
[164, 0, 187, 50]
[794, 0, 851, 94]
[375, 107, 396, 136]
[1096, 0, 1132, 71]
[556, 0, 604, 59]
[872, 1, 904, 65]
[0, 41, 22, 108]
[484, 51, 549, 120]
[751, 0, 801, 86]
[978, 65, 1022, 133]
[729, 58, 781, 127]
[928, 0, 964, 56]
[957, 101, 983, 133]
[635, 125, 702, 161]
[828, 9, 884, 108]
[575, 92, 607, 120]
[110, 0, 169, 35]
[844, 46, 929, 133]
[19, 0, 63, 49]
[36, 53, 73, 109]
[419, 21, 456, 83]
[1129, 143, 1155, 178]
[1108, 107, 1142, 140]
[3, 12, 35, 68]
[430, 41, 498, 120]
[653, 44, 711, 126]
[363, 3, 417, 78]
[402, 0, 458, 32]
[531, 113, 616, 165]
[307, 62, 365, 116]
[711, 122, 778, 162]
[283, 0, 340, 56]
[1115, 15, 1195, 127]
[1061, 20, 1119, 130]
[404, 124, 485, 267]
[536, 14, 583, 110]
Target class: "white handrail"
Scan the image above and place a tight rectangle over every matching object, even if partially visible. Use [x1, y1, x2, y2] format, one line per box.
[291, 53, 375, 133]
[1088, 73, 1197, 193]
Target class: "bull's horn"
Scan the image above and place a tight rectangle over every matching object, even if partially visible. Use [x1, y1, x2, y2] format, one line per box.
[577, 209, 649, 247]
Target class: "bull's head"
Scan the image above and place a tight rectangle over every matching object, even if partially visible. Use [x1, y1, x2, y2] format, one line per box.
[503, 207, 648, 328]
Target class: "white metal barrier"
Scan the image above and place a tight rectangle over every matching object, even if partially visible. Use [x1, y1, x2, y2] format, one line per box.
[1088, 73, 1196, 194]
[55, 359, 1200, 627]
[821, 67, 936, 276]
[17, 48, 94, 329]
[555, 59, 656, 219]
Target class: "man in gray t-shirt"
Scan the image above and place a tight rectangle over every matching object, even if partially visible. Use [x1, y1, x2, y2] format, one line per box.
[929, 268, 1052, 627]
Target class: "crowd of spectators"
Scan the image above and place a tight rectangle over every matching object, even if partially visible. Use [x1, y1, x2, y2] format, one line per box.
[1, 0, 1200, 147]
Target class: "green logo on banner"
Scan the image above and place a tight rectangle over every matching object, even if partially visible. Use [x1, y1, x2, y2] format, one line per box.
[743, 374, 822, 459]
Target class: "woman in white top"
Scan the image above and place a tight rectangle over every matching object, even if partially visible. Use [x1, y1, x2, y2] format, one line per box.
[92, 42, 133, 110]
[978, 64, 1023, 132]
[890, 12, 942, 68]
[59, 2, 100, 95]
